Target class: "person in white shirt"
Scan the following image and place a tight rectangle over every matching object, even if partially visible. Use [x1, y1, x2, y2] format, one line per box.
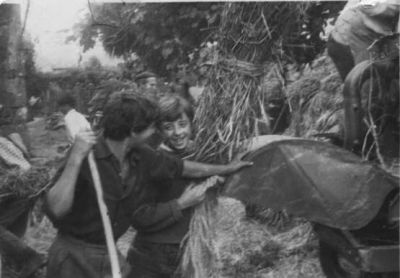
[327, 0, 399, 80]
[57, 94, 91, 142]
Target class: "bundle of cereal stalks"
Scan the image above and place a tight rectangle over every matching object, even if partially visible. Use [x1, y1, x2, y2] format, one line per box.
[193, 2, 313, 163]
[179, 190, 219, 278]
[284, 55, 344, 139]
[182, 2, 318, 277]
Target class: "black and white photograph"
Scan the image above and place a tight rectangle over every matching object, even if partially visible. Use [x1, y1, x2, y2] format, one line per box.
[0, 0, 398, 277]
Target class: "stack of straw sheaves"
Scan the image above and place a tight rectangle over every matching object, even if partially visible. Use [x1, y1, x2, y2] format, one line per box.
[180, 2, 326, 277]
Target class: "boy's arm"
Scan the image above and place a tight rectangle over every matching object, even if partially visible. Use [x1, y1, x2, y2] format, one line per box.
[141, 145, 252, 181]
[45, 131, 96, 219]
[132, 177, 221, 232]
[131, 200, 183, 233]
[182, 156, 252, 178]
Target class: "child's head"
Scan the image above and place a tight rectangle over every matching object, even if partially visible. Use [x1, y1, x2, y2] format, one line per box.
[101, 91, 159, 142]
[57, 94, 76, 115]
[158, 95, 194, 151]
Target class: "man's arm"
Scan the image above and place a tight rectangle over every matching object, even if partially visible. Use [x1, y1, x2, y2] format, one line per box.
[131, 200, 183, 233]
[45, 131, 96, 219]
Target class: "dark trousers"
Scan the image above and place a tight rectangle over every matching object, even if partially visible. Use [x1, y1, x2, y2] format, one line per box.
[127, 239, 181, 278]
[0, 205, 46, 278]
[327, 35, 355, 81]
[47, 234, 130, 278]
[0, 204, 38, 265]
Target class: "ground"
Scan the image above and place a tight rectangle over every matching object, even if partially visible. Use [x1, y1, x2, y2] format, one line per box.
[22, 117, 325, 278]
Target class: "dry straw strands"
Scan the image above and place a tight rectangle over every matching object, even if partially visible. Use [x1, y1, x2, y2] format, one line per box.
[179, 190, 219, 278]
[284, 56, 344, 138]
[193, 2, 313, 163]
[213, 198, 321, 278]
[0, 166, 51, 200]
[183, 2, 318, 277]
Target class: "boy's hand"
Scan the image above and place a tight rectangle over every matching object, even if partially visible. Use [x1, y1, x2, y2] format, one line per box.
[227, 151, 253, 172]
[70, 130, 97, 160]
[177, 176, 224, 209]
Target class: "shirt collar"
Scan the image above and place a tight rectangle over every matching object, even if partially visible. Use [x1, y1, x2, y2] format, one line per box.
[94, 136, 113, 159]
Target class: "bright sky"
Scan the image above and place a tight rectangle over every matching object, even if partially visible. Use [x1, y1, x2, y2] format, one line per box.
[4, 0, 122, 72]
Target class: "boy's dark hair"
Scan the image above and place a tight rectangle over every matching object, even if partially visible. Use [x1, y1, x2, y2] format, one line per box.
[57, 94, 76, 108]
[158, 95, 194, 122]
[101, 91, 160, 140]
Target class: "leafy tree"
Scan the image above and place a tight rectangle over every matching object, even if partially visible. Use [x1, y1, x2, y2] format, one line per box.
[69, 2, 223, 77]
[71, 2, 345, 78]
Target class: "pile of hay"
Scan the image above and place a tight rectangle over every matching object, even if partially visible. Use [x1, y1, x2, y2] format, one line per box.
[179, 190, 219, 278]
[213, 198, 323, 278]
[0, 166, 51, 200]
[193, 2, 314, 163]
[284, 55, 344, 139]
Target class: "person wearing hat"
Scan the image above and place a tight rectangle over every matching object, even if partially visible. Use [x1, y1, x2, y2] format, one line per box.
[135, 71, 157, 90]
[134, 71, 158, 101]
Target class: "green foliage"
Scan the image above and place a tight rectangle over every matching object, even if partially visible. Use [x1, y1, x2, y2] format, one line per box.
[72, 2, 223, 77]
[73, 2, 345, 79]
[42, 68, 123, 114]
[24, 39, 48, 101]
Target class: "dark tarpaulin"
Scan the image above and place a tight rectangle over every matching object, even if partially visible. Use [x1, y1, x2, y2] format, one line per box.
[223, 138, 398, 230]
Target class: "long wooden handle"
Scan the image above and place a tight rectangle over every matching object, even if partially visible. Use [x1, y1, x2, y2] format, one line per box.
[88, 152, 122, 278]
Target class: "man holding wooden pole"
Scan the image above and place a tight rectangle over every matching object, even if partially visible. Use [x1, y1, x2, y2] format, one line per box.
[44, 91, 252, 278]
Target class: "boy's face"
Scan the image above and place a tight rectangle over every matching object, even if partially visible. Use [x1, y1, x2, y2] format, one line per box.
[161, 113, 192, 151]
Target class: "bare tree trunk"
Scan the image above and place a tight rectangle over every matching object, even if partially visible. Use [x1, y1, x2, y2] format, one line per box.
[0, 4, 26, 112]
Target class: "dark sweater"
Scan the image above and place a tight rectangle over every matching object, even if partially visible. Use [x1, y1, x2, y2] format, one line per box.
[46, 139, 183, 244]
[131, 144, 196, 244]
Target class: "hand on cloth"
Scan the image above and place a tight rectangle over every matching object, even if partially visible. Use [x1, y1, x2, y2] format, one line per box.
[177, 176, 225, 209]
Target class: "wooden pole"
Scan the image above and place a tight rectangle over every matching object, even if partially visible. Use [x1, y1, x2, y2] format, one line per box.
[67, 115, 121, 278]
[88, 152, 121, 278]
